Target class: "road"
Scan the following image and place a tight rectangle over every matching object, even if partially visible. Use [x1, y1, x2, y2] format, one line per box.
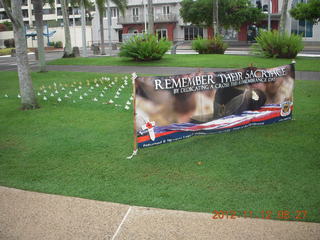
[0, 51, 64, 71]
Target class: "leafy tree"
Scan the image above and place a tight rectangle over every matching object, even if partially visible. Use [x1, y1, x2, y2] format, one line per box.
[290, 0, 320, 24]
[180, 0, 265, 32]
[0, 0, 38, 109]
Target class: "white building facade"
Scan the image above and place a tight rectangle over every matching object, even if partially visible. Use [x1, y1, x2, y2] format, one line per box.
[0, 0, 93, 48]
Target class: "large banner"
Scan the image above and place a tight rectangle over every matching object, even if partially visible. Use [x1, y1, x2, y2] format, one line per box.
[135, 64, 295, 148]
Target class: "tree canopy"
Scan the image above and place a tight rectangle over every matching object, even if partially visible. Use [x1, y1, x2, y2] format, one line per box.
[180, 0, 266, 31]
[290, 0, 320, 24]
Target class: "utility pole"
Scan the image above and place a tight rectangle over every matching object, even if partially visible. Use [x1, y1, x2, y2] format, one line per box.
[216, 0, 219, 35]
[107, 0, 112, 56]
[268, 0, 271, 31]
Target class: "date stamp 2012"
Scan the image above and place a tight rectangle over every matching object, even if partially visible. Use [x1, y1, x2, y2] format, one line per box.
[212, 210, 308, 220]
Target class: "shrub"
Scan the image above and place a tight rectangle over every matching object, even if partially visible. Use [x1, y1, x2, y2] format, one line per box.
[192, 36, 228, 54]
[0, 48, 13, 56]
[48, 41, 55, 47]
[119, 34, 171, 61]
[4, 39, 15, 48]
[54, 41, 63, 48]
[252, 30, 304, 58]
[2, 21, 13, 31]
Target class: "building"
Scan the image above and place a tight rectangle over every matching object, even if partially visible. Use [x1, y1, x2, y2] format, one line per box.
[0, 0, 318, 49]
[0, 0, 89, 28]
[91, 0, 319, 44]
[0, 0, 93, 48]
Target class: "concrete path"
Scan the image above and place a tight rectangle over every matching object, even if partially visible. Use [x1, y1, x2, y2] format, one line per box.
[45, 65, 320, 81]
[1, 186, 319, 240]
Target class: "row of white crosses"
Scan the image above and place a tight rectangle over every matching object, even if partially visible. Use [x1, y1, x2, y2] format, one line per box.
[4, 75, 132, 110]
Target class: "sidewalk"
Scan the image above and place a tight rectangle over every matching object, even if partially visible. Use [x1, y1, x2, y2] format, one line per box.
[45, 65, 320, 81]
[1, 186, 319, 240]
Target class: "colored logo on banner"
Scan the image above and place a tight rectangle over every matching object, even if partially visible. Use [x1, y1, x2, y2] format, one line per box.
[280, 101, 293, 117]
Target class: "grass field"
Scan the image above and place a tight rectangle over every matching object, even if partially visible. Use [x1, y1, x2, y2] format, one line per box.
[49, 54, 320, 72]
[0, 71, 319, 222]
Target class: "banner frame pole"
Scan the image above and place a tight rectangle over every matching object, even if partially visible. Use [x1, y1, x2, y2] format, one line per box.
[132, 72, 137, 152]
[126, 72, 138, 159]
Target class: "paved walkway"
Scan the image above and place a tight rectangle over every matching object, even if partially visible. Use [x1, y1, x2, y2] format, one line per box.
[45, 65, 320, 81]
[1, 186, 319, 240]
[1, 51, 319, 81]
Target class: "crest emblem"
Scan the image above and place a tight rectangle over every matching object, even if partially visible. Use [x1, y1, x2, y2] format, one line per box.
[280, 101, 292, 117]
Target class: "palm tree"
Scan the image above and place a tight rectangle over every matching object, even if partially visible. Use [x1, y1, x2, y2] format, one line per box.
[71, 0, 93, 57]
[0, 0, 38, 109]
[33, 0, 47, 72]
[147, 0, 154, 34]
[80, 0, 87, 57]
[96, 0, 126, 55]
[61, 0, 73, 57]
[279, 0, 289, 34]
[96, 0, 106, 55]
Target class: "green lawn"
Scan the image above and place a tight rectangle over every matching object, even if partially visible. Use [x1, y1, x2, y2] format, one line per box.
[0, 71, 319, 222]
[49, 54, 320, 72]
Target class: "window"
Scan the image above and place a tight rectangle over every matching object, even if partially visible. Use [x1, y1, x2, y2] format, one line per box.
[156, 29, 167, 39]
[43, 8, 55, 15]
[0, 12, 8, 20]
[132, 7, 139, 22]
[184, 26, 203, 40]
[291, 0, 313, 37]
[111, 8, 119, 18]
[163, 6, 170, 15]
[57, 8, 62, 16]
[32, 8, 55, 15]
[22, 10, 28, 18]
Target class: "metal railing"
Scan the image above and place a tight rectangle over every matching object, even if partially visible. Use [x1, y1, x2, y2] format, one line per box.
[118, 13, 177, 24]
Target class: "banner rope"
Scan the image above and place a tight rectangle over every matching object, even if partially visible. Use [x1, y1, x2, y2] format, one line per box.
[126, 149, 138, 159]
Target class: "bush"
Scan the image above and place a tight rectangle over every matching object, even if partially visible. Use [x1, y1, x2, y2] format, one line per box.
[48, 41, 55, 47]
[192, 36, 228, 54]
[119, 34, 171, 61]
[4, 39, 15, 48]
[3, 21, 13, 31]
[0, 48, 13, 56]
[252, 30, 304, 58]
[54, 41, 63, 48]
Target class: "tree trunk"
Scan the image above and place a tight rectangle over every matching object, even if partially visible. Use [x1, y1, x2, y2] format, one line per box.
[99, 10, 106, 55]
[147, 0, 154, 34]
[212, 0, 218, 36]
[279, 0, 289, 34]
[107, 0, 112, 56]
[61, 0, 73, 57]
[33, 0, 46, 72]
[81, 0, 87, 57]
[11, 0, 38, 109]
